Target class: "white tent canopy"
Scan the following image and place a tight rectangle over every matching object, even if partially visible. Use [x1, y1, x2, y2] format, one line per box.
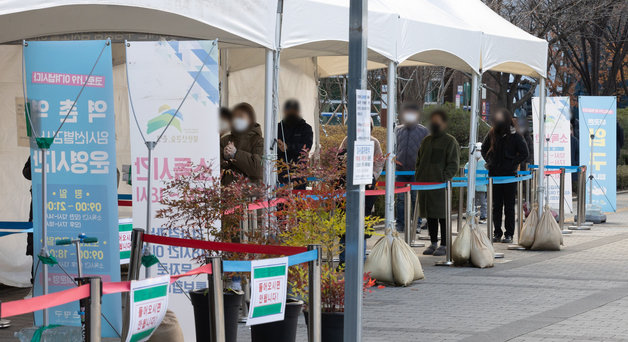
[429, 0, 548, 77]
[0, 0, 278, 49]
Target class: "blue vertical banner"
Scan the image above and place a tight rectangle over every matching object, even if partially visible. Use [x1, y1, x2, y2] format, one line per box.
[25, 40, 121, 336]
[578, 96, 617, 212]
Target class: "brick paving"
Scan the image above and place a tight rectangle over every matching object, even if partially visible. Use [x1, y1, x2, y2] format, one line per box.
[2, 195, 628, 341]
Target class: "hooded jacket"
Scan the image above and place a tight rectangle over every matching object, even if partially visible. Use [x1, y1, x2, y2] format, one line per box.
[220, 123, 264, 184]
[395, 123, 429, 171]
[481, 127, 529, 177]
[277, 117, 313, 164]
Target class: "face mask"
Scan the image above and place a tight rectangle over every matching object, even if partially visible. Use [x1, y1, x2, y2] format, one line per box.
[219, 119, 230, 133]
[430, 122, 441, 135]
[232, 117, 250, 132]
[403, 112, 418, 124]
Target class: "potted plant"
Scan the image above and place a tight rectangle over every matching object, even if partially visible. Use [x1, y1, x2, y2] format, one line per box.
[157, 163, 274, 342]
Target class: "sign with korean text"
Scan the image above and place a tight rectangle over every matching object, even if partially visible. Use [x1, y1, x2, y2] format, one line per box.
[25, 40, 121, 336]
[578, 96, 617, 212]
[352, 140, 375, 185]
[247, 257, 288, 326]
[532, 97, 572, 211]
[355, 89, 371, 141]
[126, 275, 170, 342]
[119, 218, 133, 264]
[126, 40, 219, 341]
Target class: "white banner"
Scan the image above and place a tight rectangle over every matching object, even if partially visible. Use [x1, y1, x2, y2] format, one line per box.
[532, 96, 572, 211]
[127, 40, 220, 341]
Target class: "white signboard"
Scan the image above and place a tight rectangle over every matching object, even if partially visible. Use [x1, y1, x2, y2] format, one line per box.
[127, 40, 220, 341]
[126, 276, 170, 342]
[356, 89, 371, 141]
[532, 96, 572, 211]
[247, 257, 288, 326]
[352, 140, 375, 185]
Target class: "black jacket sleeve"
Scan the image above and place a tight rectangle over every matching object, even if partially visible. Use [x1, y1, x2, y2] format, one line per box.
[514, 134, 529, 166]
[481, 134, 490, 161]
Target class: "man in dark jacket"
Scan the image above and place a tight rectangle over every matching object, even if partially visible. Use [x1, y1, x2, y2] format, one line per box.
[277, 99, 313, 189]
[395, 102, 429, 232]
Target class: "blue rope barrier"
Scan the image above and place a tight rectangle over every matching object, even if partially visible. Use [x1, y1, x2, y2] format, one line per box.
[118, 194, 132, 200]
[528, 165, 580, 173]
[410, 183, 447, 191]
[380, 170, 415, 176]
[0, 222, 33, 237]
[491, 174, 533, 184]
[222, 249, 318, 273]
[463, 169, 489, 175]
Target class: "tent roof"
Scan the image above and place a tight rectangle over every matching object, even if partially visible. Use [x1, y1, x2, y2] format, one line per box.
[0, 0, 278, 49]
[429, 0, 548, 77]
[280, 0, 397, 64]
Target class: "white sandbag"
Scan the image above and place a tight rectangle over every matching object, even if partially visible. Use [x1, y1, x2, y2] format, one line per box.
[364, 230, 394, 284]
[470, 228, 494, 268]
[519, 204, 539, 249]
[391, 237, 416, 286]
[452, 222, 471, 265]
[391, 233, 424, 284]
[531, 205, 562, 251]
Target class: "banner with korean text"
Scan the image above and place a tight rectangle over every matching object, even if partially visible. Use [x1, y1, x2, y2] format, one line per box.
[532, 96, 572, 211]
[126, 40, 219, 341]
[578, 96, 617, 212]
[25, 40, 121, 336]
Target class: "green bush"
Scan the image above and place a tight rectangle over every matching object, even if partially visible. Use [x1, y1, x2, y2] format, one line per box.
[617, 165, 628, 190]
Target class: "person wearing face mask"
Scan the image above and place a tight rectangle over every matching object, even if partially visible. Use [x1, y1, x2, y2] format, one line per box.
[481, 108, 529, 243]
[395, 102, 429, 233]
[220, 102, 264, 184]
[277, 99, 313, 189]
[219, 107, 232, 137]
[415, 109, 459, 256]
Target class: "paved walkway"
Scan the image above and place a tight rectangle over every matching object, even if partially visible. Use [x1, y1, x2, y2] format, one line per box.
[3, 195, 628, 341]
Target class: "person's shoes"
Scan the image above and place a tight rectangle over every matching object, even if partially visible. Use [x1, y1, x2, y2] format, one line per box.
[492, 236, 502, 243]
[433, 246, 447, 256]
[420, 220, 428, 230]
[479, 217, 487, 224]
[502, 236, 513, 244]
[423, 245, 437, 255]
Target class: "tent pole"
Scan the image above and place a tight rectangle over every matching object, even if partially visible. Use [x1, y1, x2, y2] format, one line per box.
[263, 49, 275, 189]
[345, 0, 367, 341]
[385, 61, 397, 229]
[537, 78, 547, 216]
[466, 72, 481, 227]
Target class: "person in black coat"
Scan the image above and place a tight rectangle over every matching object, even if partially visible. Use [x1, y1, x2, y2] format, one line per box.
[277, 99, 313, 189]
[481, 108, 529, 243]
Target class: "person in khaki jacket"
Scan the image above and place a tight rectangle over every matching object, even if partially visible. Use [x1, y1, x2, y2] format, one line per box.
[415, 109, 460, 256]
[220, 102, 264, 184]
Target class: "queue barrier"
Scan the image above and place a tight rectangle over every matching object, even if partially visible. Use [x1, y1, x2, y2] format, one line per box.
[528, 164, 580, 173]
[0, 221, 33, 237]
[129, 230, 322, 342]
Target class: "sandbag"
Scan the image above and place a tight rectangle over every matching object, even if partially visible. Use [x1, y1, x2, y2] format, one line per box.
[469, 228, 494, 268]
[364, 230, 394, 284]
[390, 233, 424, 285]
[148, 310, 184, 342]
[531, 205, 562, 251]
[452, 222, 471, 265]
[519, 204, 539, 249]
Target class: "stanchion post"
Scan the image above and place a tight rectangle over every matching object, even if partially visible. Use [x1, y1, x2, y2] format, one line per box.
[457, 168, 464, 233]
[435, 181, 454, 266]
[404, 190, 411, 244]
[307, 244, 321, 342]
[508, 176, 526, 250]
[89, 277, 102, 342]
[569, 165, 592, 230]
[559, 168, 572, 234]
[410, 189, 425, 247]
[208, 256, 225, 342]
[127, 228, 144, 281]
[487, 178, 493, 243]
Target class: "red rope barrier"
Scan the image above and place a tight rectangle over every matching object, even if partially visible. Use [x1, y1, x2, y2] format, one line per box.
[544, 170, 562, 175]
[118, 200, 132, 207]
[365, 186, 411, 196]
[142, 234, 307, 255]
[0, 264, 213, 319]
